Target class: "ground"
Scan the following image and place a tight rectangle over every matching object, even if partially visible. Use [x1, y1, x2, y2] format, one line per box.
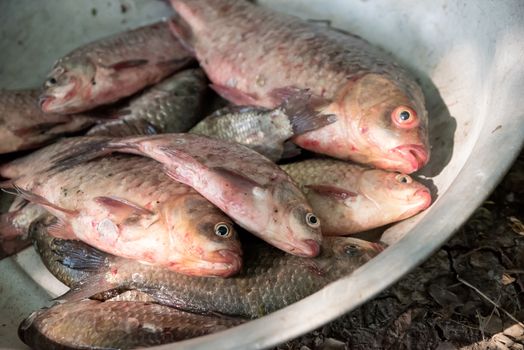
[278, 153, 524, 350]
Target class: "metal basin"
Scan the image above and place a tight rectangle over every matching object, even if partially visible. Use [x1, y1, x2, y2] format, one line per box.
[1, 0, 523, 349]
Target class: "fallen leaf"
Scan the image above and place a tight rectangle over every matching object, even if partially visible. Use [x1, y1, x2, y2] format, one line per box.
[501, 273, 516, 285]
[508, 216, 524, 235]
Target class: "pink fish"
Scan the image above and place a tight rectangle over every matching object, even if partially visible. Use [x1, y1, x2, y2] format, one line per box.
[1, 149, 242, 277]
[281, 159, 432, 235]
[169, 0, 429, 173]
[40, 21, 193, 114]
[49, 134, 323, 257]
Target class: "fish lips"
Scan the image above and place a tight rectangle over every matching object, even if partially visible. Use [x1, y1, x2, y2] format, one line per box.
[38, 95, 56, 112]
[190, 249, 242, 277]
[275, 238, 321, 258]
[390, 144, 429, 173]
[400, 187, 432, 218]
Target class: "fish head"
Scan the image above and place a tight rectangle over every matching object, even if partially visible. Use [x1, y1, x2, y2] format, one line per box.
[358, 169, 432, 220]
[317, 237, 384, 274]
[163, 195, 242, 277]
[333, 73, 430, 173]
[39, 57, 96, 114]
[266, 182, 322, 257]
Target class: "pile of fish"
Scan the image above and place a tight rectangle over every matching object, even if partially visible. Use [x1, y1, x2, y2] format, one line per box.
[0, 0, 434, 348]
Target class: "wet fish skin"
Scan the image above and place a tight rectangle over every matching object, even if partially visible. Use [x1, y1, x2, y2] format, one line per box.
[189, 90, 336, 161]
[40, 21, 194, 114]
[48, 134, 322, 257]
[18, 299, 244, 350]
[2, 147, 242, 277]
[53, 232, 382, 318]
[281, 159, 432, 235]
[169, 0, 429, 173]
[87, 69, 209, 137]
[0, 89, 98, 154]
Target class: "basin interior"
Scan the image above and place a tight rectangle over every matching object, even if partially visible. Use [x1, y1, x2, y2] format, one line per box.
[1, 0, 523, 349]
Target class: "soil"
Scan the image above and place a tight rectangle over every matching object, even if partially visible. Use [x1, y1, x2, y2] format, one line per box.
[278, 153, 524, 349]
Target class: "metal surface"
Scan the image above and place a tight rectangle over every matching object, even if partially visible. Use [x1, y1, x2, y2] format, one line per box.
[1, 0, 523, 349]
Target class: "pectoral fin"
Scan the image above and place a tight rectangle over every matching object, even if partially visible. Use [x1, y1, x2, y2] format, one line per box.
[94, 196, 153, 224]
[210, 167, 265, 194]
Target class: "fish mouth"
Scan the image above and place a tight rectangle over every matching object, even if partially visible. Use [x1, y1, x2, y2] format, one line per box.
[413, 188, 432, 209]
[203, 249, 243, 277]
[391, 144, 429, 173]
[172, 249, 242, 277]
[38, 94, 55, 112]
[401, 188, 432, 217]
[277, 238, 321, 258]
[370, 242, 386, 253]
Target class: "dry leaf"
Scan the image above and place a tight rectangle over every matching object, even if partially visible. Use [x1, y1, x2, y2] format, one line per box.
[508, 216, 524, 235]
[502, 273, 516, 285]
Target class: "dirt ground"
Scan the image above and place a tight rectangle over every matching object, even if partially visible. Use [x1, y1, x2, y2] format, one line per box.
[278, 153, 524, 350]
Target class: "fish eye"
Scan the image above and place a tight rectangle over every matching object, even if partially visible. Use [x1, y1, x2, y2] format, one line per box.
[305, 213, 320, 228]
[214, 222, 232, 238]
[395, 174, 412, 184]
[344, 244, 362, 256]
[391, 106, 419, 128]
[45, 77, 57, 87]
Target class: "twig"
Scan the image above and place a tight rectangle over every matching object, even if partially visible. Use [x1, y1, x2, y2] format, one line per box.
[456, 274, 524, 328]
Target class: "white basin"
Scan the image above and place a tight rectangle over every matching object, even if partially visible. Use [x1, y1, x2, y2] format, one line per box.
[0, 0, 523, 349]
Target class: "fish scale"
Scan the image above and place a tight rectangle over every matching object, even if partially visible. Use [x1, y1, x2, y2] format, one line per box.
[69, 22, 178, 67]
[88, 69, 208, 137]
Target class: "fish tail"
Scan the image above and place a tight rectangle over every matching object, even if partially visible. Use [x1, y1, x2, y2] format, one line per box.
[278, 89, 337, 135]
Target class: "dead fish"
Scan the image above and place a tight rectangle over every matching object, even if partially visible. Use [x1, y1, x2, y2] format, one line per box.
[40, 21, 194, 114]
[281, 159, 432, 235]
[49, 230, 383, 318]
[18, 299, 244, 350]
[0, 89, 99, 154]
[189, 89, 336, 161]
[169, 0, 429, 173]
[87, 68, 209, 137]
[1, 150, 241, 277]
[48, 134, 323, 257]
